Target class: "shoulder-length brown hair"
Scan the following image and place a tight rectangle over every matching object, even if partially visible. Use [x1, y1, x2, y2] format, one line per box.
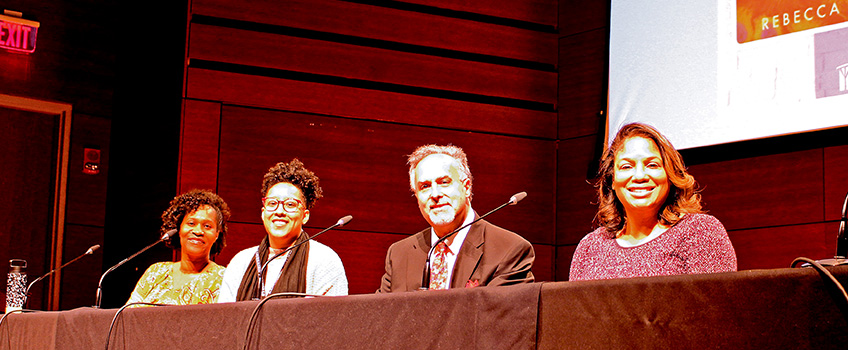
[594, 123, 703, 234]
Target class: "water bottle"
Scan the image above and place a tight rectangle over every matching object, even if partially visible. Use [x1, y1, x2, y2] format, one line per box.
[6, 259, 27, 313]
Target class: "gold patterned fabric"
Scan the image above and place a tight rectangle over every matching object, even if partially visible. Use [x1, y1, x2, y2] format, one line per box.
[127, 261, 225, 305]
[429, 242, 450, 290]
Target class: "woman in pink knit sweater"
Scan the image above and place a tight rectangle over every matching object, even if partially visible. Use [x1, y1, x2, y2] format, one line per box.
[569, 123, 737, 281]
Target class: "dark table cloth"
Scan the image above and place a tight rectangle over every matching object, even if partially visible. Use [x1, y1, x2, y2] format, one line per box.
[3, 266, 847, 349]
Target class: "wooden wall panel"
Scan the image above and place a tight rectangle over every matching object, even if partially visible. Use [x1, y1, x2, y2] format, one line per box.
[179, 99, 221, 193]
[188, 24, 557, 104]
[215, 105, 556, 245]
[825, 221, 840, 258]
[192, 0, 557, 66]
[558, 29, 607, 139]
[559, 0, 609, 37]
[186, 68, 557, 139]
[824, 145, 848, 222]
[555, 244, 577, 281]
[59, 224, 103, 309]
[556, 135, 600, 245]
[400, 0, 558, 28]
[688, 149, 824, 231]
[554, 0, 609, 282]
[183, 0, 560, 288]
[532, 243, 555, 282]
[218, 223, 266, 268]
[318, 230, 409, 295]
[729, 223, 831, 270]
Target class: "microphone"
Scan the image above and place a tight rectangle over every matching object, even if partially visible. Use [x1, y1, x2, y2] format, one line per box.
[816, 191, 848, 266]
[94, 229, 177, 308]
[420, 191, 527, 290]
[836, 191, 848, 258]
[23, 244, 100, 308]
[252, 215, 352, 299]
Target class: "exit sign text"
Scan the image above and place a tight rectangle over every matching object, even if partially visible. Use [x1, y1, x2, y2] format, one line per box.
[0, 14, 39, 54]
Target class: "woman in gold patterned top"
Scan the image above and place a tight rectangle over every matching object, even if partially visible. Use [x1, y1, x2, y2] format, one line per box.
[127, 189, 231, 305]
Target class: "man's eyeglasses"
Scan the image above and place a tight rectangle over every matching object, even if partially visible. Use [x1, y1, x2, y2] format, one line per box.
[262, 197, 304, 213]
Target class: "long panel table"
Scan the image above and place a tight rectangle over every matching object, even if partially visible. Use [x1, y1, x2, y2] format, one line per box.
[539, 265, 848, 349]
[2, 266, 846, 349]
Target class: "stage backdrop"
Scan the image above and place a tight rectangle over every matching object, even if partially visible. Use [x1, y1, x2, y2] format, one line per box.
[178, 0, 559, 294]
[176, 0, 848, 292]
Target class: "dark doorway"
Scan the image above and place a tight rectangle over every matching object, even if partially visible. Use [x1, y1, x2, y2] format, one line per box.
[0, 106, 58, 310]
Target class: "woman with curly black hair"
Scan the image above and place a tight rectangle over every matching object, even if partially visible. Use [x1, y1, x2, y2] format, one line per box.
[127, 189, 231, 305]
[217, 159, 347, 302]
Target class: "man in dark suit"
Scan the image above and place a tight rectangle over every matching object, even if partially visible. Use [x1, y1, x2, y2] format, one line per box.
[378, 144, 535, 293]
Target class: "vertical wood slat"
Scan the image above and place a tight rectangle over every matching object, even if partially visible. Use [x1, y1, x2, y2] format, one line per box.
[558, 0, 609, 37]
[179, 99, 221, 193]
[532, 244, 555, 282]
[554, 0, 607, 282]
[187, 24, 557, 105]
[556, 245, 578, 281]
[191, 0, 557, 66]
[556, 135, 600, 245]
[824, 145, 848, 221]
[558, 28, 607, 140]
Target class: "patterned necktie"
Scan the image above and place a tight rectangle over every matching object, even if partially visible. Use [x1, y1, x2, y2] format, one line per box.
[430, 242, 450, 290]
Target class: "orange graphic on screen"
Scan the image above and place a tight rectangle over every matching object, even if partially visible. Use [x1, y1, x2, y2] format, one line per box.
[737, 0, 848, 43]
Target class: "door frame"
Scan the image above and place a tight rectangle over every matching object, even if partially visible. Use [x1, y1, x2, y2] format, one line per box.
[0, 93, 72, 310]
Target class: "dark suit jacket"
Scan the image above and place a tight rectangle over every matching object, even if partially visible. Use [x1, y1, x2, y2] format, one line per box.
[378, 217, 535, 293]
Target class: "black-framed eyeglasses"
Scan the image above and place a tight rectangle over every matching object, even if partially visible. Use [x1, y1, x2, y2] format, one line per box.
[261, 197, 304, 213]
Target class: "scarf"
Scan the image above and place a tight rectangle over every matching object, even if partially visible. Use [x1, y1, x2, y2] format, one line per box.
[235, 231, 310, 301]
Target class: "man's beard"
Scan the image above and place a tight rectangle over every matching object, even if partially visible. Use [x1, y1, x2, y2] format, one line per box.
[428, 207, 456, 227]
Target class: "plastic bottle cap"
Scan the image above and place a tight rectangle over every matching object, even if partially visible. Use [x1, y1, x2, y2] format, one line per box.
[9, 259, 26, 273]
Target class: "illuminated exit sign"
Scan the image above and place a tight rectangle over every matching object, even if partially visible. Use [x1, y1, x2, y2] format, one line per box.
[0, 12, 39, 54]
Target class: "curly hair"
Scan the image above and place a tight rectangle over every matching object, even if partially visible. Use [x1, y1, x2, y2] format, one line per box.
[407, 144, 473, 194]
[261, 159, 323, 210]
[161, 189, 231, 256]
[594, 123, 703, 234]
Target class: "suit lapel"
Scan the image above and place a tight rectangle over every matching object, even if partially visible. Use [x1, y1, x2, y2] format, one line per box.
[407, 229, 431, 290]
[451, 219, 485, 288]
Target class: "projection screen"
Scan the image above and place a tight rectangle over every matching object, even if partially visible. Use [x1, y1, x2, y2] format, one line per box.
[608, 0, 848, 149]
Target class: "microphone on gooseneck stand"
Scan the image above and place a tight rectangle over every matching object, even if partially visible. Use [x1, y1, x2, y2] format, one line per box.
[253, 215, 353, 300]
[835, 192, 848, 259]
[24, 244, 100, 308]
[420, 192, 528, 290]
[814, 191, 848, 266]
[95, 229, 178, 308]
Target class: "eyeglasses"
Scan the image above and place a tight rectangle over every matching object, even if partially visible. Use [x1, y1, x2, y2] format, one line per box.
[261, 197, 304, 213]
